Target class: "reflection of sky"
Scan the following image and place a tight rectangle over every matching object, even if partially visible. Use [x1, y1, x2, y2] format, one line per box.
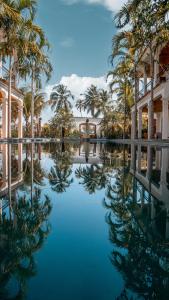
[1, 143, 169, 299]
[29, 162, 124, 300]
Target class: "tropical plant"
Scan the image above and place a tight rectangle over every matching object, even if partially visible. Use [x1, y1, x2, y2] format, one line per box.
[75, 98, 85, 117]
[82, 85, 100, 117]
[50, 84, 74, 113]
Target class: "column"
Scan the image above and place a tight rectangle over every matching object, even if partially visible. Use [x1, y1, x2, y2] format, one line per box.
[156, 112, 161, 135]
[138, 107, 142, 139]
[131, 110, 136, 139]
[137, 145, 142, 173]
[146, 146, 152, 180]
[143, 63, 148, 94]
[2, 98, 8, 139]
[18, 103, 23, 138]
[130, 144, 136, 172]
[2, 144, 8, 186]
[148, 101, 152, 140]
[162, 98, 169, 140]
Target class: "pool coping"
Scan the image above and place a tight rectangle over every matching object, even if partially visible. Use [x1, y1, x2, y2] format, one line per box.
[0, 137, 169, 146]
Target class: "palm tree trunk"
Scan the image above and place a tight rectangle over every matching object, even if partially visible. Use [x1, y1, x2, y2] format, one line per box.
[31, 68, 35, 139]
[8, 55, 12, 139]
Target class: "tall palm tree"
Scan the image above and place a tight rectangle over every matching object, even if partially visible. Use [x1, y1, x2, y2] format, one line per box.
[50, 84, 74, 113]
[22, 89, 47, 137]
[108, 61, 134, 139]
[49, 84, 74, 138]
[75, 98, 84, 117]
[83, 85, 100, 117]
[0, 0, 39, 138]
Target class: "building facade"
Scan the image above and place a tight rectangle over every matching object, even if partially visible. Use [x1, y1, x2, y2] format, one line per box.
[131, 42, 169, 140]
[0, 65, 23, 139]
[73, 117, 102, 138]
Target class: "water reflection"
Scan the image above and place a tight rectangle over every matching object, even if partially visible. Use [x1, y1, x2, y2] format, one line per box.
[0, 142, 169, 299]
[105, 144, 169, 299]
[0, 144, 52, 299]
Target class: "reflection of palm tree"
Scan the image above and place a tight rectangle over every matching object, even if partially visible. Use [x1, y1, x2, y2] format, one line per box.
[0, 188, 52, 299]
[104, 167, 169, 299]
[49, 144, 74, 193]
[75, 164, 111, 194]
[49, 165, 73, 193]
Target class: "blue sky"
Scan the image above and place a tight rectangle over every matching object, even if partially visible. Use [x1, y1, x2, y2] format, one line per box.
[37, 0, 125, 120]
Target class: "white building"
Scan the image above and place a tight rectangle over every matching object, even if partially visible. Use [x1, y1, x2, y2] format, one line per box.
[131, 42, 169, 140]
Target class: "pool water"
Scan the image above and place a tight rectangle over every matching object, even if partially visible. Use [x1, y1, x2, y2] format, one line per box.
[0, 142, 169, 300]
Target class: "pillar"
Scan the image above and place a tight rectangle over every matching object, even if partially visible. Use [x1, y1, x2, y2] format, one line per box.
[131, 110, 136, 139]
[156, 112, 161, 134]
[143, 63, 148, 94]
[137, 145, 142, 173]
[2, 98, 8, 138]
[146, 146, 152, 180]
[18, 103, 23, 138]
[138, 107, 142, 139]
[162, 98, 169, 140]
[148, 101, 152, 140]
[2, 144, 8, 186]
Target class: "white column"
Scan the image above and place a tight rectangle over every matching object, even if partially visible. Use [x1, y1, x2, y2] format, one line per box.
[156, 112, 161, 133]
[148, 101, 152, 140]
[138, 107, 142, 139]
[2, 98, 8, 138]
[162, 98, 169, 140]
[18, 103, 23, 138]
[143, 64, 147, 94]
[131, 110, 135, 139]
[146, 146, 152, 179]
[137, 145, 142, 173]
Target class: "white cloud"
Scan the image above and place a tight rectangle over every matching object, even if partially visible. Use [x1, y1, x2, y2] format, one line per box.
[60, 37, 75, 48]
[42, 74, 108, 122]
[62, 0, 125, 11]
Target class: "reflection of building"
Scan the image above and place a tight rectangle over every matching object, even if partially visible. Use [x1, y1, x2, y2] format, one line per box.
[130, 145, 169, 239]
[0, 64, 23, 139]
[131, 43, 169, 140]
[73, 117, 102, 138]
[73, 142, 101, 164]
[0, 144, 23, 198]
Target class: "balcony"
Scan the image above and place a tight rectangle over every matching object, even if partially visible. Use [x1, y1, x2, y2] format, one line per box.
[137, 64, 169, 102]
[0, 66, 23, 100]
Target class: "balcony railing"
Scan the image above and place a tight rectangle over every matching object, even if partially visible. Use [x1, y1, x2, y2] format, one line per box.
[136, 63, 169, 102]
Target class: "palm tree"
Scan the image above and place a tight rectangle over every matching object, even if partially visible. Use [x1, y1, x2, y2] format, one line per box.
[49, 165, 73, 193]
[50, 84, 74, 113]
[0, 0, 39, 138]
[83, 85, 100, 117]
[22, 89, 47, 137]
[76, 98, 84, 117]
[49, 84, 74, 138]
[108, 61, 134, 139]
